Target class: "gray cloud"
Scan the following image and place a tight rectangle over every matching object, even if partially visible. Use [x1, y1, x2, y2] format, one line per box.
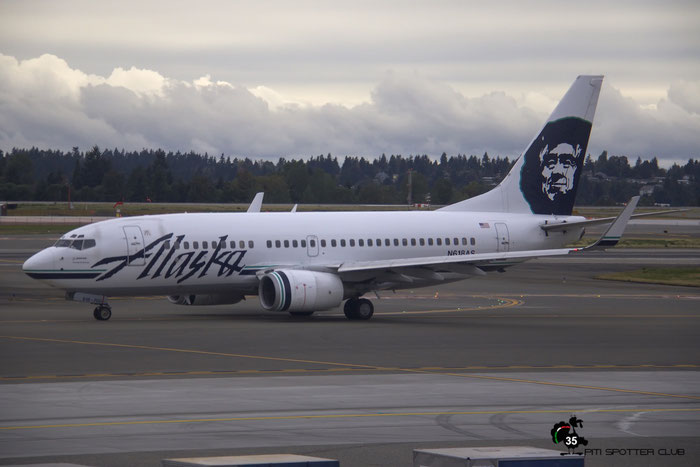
[1, 54, 698, 163]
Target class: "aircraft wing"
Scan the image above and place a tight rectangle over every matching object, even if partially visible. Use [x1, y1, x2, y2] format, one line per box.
[336, 247, 577, 274]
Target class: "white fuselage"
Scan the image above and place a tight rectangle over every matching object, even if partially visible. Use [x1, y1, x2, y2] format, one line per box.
[23, 210, 585, 297]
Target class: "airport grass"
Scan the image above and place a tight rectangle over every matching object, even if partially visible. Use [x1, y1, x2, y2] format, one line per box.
[3, 202, 698, 217]
[597, 267, 700, 287]
[0, 224, 83, 235]
[5, 202, 412, 217]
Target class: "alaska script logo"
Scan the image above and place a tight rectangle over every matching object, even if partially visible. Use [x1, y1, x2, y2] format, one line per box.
[551, 415, 589, 455]
[520, 117, 592, 216]
[92, 233, 247, 284]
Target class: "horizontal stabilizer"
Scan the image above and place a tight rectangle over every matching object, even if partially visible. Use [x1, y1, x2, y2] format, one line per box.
[541, 203, 679, 232]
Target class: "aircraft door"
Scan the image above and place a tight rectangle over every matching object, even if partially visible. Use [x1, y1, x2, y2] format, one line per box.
[306, 235, 319, 257]
[495, 222, 510, 252]
[123, 226, 146, 266]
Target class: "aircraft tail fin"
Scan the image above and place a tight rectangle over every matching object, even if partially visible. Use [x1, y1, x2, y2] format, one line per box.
[439, 75, 603, 215]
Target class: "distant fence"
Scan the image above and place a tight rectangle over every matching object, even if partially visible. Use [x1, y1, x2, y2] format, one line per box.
[0, 216, 112, 225]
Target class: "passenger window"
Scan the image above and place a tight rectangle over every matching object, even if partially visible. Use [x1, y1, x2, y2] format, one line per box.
[331, 239, 337, 247]
[310, 239, 316, 247]
[471, 237, 476, 245]
[184, 241, 190, 250]
[394, 239, 399, 246]
[293, 240, 299, 248]
[203, 241, 209, 249]
[267, 240, 272, 248]
[283, 240, 289, 248]
[340, 239, 346, 247]
[385, 239, 390, 246]
[436, 238, 442, 246]
[402, 238, 408, 246]
[238, 240, 244, 249]
[321, 239, 326, 247]
[248, 241, 254, 248]
[445, 238, 451, 246]
[301, 239, 307, 247]
[358, 239, 364, 247]
[428, 238, 434, 246]
[367, 239, 373, 247]
[410, 239, 416, 246]
[230, 241, 236, 248]
[462, 237, 467, 245]
[193, 241, 199, 249]
[419, 238, 425, 246]
[376, 238, 381, 246]
[164, 241, 171, 250]
[275, 240, 281, 248]
[454, 237, 459, 245]
[349, 239, 355, 247]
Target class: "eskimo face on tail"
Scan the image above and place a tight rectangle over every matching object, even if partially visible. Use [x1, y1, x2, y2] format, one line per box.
[520, 117, 592, 215]
[540, 142, 581, 200]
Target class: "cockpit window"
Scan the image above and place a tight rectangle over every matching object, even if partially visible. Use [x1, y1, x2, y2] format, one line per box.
[54, 238, 97, 250]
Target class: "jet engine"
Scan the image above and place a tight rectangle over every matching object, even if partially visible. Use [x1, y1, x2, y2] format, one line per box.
[167, 293, 244, 306]
[258, 269, 344, 312]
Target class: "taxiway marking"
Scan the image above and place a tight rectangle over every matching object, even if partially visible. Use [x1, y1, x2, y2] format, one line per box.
[1, 335, 699, 401]
[2, 363, 699, 381]
[1, 407, 699, 431]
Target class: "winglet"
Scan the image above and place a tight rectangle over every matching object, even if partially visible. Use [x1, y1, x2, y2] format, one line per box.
[247, 192, 264, 213]
[291, 204, 298, 213]
[586, 196, 639, 249]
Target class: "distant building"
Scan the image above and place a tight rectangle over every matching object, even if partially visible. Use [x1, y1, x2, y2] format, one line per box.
[639, 185, 656, 196]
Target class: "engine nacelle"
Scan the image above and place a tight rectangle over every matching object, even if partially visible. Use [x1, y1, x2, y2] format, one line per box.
[167, 293, 244, 306]
[258, 269, 344, 312]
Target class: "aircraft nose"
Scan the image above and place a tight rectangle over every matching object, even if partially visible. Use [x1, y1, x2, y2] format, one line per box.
[23, 248, 56, 278]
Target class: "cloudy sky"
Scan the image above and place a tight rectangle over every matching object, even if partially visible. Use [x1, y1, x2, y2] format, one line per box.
[1, 0, 699, 164]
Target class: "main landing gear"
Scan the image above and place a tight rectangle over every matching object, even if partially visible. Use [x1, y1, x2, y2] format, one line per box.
[93, 304, 112, 321]
[343, 298, 374, 320]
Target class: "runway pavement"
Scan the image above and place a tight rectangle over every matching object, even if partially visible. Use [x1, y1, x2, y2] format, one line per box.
[0, 233, 698, 466]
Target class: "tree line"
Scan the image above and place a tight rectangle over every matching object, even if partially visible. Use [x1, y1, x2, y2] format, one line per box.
[0, 146, 698, 206]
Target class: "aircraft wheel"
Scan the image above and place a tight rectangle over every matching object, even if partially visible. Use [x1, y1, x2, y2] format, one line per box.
[94, 305, 112, 321]
[289, 311, 314, 317]
[343, 299, 357, 319]
[344, 298, 374, 320]
[355, 298, 374, 320]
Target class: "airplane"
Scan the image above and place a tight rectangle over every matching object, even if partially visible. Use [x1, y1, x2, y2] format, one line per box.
[22, 75, 645, 321]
